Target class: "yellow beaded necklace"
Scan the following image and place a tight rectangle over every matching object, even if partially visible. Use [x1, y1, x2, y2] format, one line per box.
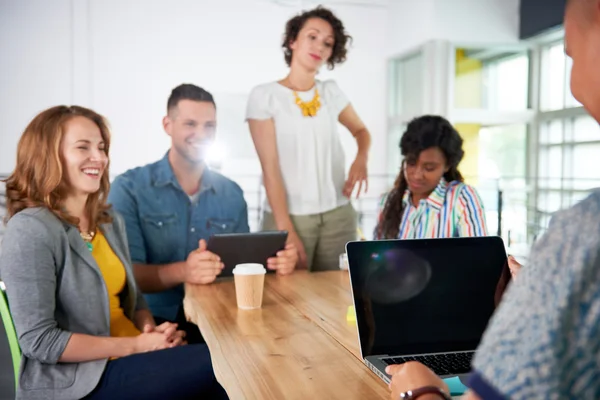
[293, 88, 321, 117]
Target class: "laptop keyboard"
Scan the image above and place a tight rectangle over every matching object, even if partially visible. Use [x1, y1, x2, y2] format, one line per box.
[381, 352, 473, 376]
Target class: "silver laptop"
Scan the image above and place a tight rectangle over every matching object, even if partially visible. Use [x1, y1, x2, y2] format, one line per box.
[346, 237, 508, 384]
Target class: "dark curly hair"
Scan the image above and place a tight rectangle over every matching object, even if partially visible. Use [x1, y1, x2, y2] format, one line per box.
[376, 115, 465, 239]
[282, 6, 352, 70]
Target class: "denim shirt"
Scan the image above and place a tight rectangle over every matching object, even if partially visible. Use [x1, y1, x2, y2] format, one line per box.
[108, 152, 249, 320]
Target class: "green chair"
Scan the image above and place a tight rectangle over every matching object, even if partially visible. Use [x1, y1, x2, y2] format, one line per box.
[0, 282, 20, 390]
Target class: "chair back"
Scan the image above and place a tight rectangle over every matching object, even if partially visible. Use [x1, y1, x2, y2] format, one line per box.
[0, 282, 21, 389]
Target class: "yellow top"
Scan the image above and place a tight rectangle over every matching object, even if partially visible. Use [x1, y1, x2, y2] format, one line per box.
[91, 231, 141, 338]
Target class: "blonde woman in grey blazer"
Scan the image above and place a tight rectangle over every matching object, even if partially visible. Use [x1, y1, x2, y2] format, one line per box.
[0, 106, 228, 400]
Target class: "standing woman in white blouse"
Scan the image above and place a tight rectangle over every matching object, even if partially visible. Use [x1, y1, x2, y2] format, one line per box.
[246, 6, 371, 272]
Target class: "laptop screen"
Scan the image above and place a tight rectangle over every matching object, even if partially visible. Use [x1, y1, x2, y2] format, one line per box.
[346, 237, 507, 358]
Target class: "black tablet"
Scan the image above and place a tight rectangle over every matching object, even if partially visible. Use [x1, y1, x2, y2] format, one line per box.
[207, 231, 288, 278]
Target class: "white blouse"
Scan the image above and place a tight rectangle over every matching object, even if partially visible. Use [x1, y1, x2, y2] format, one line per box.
[246, 80, 350, 216]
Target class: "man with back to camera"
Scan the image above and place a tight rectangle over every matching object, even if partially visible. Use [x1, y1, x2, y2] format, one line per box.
[386, 0, 600, 399]
[108, 84, 297, 343]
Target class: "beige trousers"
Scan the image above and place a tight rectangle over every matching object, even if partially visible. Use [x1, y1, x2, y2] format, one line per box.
[261, 203, 358, 272]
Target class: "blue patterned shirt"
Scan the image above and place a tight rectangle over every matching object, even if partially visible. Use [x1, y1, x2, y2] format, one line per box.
[469, 189, 600, 398]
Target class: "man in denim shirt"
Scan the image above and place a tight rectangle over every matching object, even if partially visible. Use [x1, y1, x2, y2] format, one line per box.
[108, 84, 297, 343]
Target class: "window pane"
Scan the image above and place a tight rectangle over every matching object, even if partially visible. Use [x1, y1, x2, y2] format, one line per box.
[479, 124, 527, 179]
[391, 53, 423, 118]
[572, 115, 600, 142]
[454, 49, 529, 111]
[538, 146, 562, 189]
[495, 55, 529, 110]
[564, 57, 581, 108]
[477, 124, 527, 244]
[540, 43, 566, 111]
[540, 119, 563, 144]
[455, 49, 483, 109]
[571, 143, 600, 190]
[537, 191, 562, 213]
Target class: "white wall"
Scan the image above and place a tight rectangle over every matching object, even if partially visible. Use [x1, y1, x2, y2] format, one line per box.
[386, 0, 437, 57]
[0, 0, 73, 172]
[0, 0, 388, 182]
[0, 0, 522, 176]
[386, 0, 520, 57]
[432, 0, 520, 45]
[0, 0, 521, 234]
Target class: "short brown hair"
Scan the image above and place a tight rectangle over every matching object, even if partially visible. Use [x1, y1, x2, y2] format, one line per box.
[167, 84, 215, 114]
[282, 6, 352, 70]
[3, 105, 112, 229]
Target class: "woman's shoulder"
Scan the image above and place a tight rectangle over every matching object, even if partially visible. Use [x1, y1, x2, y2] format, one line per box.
[318, 79, 344, 94]
[6, 207, 64, 232]
[2, 208, 66, 255]
[247, 82, 286, 115]
[447, 180, 480, 196]
[446, 181, 485, 211]
[249, 81, 281, 97]
[318, 80, 349, 113]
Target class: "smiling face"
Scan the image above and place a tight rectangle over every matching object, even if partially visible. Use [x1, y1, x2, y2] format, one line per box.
[289, 17, 335, 72]
[163, 99, 217, 165]
[60, 116, 109, 197]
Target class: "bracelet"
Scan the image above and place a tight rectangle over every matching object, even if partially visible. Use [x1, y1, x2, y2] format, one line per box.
[399, 386, 453, 400]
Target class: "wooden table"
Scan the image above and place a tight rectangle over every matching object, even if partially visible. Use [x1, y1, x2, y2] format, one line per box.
[184, 271, 389, 400]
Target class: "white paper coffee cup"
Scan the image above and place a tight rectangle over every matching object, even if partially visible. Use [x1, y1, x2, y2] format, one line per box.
[232, 263, 266, 310]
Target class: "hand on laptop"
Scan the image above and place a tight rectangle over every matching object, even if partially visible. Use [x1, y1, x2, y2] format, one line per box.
[267, 243, 298, 275]
[386, 362, 449, 400]
[181, 239, 224, 284]
[508, 256, 522, 278]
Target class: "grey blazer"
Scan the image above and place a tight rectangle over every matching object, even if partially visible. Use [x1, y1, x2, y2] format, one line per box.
[0, 207, 148, 400]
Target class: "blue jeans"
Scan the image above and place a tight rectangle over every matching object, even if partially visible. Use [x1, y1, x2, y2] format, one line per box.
[84, 344, 229, 399]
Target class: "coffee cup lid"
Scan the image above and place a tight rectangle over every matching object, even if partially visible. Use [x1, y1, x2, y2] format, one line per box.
[232, 263, 266, 275]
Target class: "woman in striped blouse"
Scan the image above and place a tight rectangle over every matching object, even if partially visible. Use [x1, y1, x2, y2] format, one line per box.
[375, 115, 487, 240]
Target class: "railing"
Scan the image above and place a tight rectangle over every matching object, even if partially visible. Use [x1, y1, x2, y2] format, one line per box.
[232, 173, 600, 250]
[237, 173, 520, 241]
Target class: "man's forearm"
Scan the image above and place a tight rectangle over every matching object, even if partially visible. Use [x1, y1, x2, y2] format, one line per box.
[133, 262, 185, 293]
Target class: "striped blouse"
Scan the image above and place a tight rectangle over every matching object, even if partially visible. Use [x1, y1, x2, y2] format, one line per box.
[375, 178, 487, 239]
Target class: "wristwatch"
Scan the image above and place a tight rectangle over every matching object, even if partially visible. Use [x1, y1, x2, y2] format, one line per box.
[399, 386, 453, 400]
